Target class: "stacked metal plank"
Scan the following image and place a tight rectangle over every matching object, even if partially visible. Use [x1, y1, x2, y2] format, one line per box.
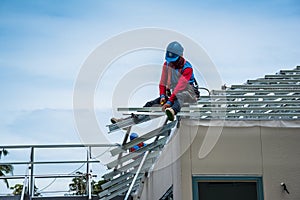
[99, 118, 177, 200]
[194, 66, 300, 120]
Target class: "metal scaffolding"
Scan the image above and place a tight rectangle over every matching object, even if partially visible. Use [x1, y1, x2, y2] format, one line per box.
[0, 144, 117, 199]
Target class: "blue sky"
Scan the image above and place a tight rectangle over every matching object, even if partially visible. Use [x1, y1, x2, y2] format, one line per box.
[0, 0, 300, 195]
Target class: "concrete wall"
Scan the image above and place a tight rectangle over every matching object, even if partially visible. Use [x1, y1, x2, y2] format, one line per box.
[140, 121, 200, 200]
[261, 127, 300, 200]
[140, 120, 300, 200]
[140, 122, 189, 200]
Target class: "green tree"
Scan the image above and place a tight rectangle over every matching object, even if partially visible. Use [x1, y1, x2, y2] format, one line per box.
[10, 183, 40, 196]
[0, 149, 14, 188]
[69, 172, 87, 195]
[10, 183, 23, 195]
[69, 171, 107, 195]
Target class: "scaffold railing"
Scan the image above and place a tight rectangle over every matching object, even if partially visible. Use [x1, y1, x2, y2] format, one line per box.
[0, 144, 118, 199]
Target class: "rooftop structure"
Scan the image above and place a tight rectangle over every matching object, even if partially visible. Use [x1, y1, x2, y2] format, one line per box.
[119, 66, 300, 120]
[101, 66, 300, 200]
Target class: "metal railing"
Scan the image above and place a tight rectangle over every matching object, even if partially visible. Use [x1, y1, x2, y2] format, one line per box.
[0, 144, 118, 199]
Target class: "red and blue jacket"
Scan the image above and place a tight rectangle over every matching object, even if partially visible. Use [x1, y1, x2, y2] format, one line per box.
[159, 57, 195, 104]
[129, 142, 146, 152]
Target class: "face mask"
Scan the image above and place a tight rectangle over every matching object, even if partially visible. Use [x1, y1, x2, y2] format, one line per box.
[165, 51, 179, 64]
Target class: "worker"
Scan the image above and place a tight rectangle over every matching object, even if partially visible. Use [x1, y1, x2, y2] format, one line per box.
[144, 41, 199, 121]
[129, 133, 146, 152]
[110, 41, 199, 124]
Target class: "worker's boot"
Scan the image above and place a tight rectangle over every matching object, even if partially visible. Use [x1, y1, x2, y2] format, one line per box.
[110, 117, 123, 124]
[165, 108, 175, 121]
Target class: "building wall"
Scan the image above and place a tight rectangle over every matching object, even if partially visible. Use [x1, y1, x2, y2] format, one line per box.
[189, 125, 263, 174]
[140, 121, 300, 200]
[140, 123, 187, 200]
[260, 127, 300, 200]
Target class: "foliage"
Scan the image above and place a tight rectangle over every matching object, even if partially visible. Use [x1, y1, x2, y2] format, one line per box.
[10, 184, 23, 195]
[69, 171, 107, 195]
[10, 183, 40, 196]
[69, 172, 87, 195]
[0, 148, 14, 188]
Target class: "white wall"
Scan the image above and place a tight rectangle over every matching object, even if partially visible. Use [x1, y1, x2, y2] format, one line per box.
[140, 120, 300, 200]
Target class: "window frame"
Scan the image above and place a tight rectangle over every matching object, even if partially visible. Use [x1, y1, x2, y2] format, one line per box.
[192, 176, 264, 200]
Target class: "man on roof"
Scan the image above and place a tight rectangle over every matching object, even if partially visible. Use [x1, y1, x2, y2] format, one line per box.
[111, 41, 199, 123]
[144, 41, 199, 121]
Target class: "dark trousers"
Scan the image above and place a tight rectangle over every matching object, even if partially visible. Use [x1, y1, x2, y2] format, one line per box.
[144, 91, 196, 114]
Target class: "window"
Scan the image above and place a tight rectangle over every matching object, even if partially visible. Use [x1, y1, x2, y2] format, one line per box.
[192, 176, 264, 200]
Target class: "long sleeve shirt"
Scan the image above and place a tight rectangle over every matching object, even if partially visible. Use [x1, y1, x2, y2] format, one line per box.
[159, 59, 193, 104]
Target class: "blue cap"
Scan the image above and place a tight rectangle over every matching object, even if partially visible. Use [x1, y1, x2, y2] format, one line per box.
[130, 133, 138, 140]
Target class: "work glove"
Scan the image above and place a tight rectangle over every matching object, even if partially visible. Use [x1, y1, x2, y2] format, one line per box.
[162, 103, 171, 111]
[160, 97, 166, 105]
